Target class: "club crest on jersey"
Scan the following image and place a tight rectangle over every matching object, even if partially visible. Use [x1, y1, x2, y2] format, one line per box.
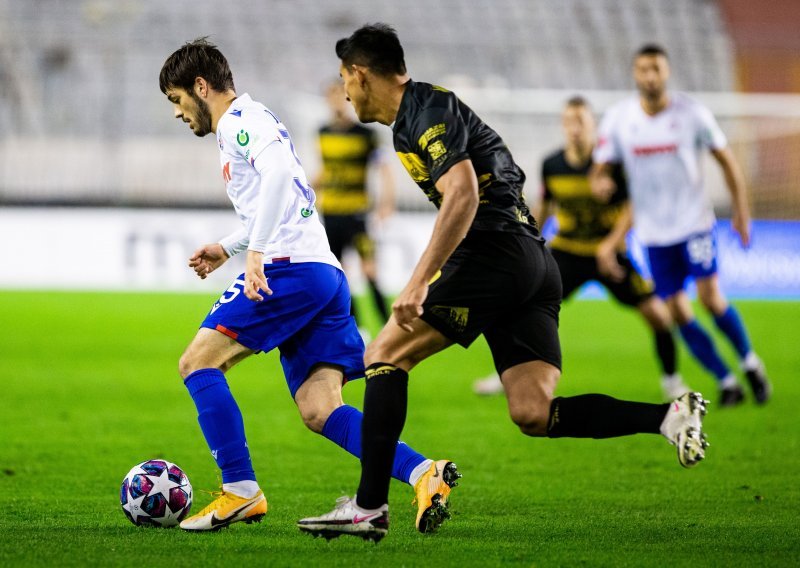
[237, 129, 250, 146]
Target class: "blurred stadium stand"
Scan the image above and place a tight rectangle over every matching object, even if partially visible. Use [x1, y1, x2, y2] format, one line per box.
[0, 0, 797, 217]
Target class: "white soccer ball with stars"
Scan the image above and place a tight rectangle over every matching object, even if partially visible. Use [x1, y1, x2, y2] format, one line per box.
[120, 459, 192, 527]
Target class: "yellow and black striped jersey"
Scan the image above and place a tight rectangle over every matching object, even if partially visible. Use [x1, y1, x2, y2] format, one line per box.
[317, 123, 377, 215]
[392, 80, 541, 239]
[542, 149, 628, 256]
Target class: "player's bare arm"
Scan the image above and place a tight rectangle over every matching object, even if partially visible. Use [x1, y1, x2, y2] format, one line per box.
[589, 162, 617, 202]
[711, 147, 751, 247]
[188, 243, 230, 279]
[393, 159, 479, 331]
[596, 202, 633, 282]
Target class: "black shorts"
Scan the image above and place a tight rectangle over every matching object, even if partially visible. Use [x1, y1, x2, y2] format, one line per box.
[421, 231, 562, 374]
[322, 214, 375, 261]
[550, 248, 654, 306]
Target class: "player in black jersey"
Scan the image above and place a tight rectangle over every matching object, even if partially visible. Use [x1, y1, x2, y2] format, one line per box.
[313, 81, 394, 327]
[474, 96, 690, 400]
[298, 24, 709, 542]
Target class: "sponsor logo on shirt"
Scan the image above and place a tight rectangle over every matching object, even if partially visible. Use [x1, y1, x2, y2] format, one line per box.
[427, 140, 447, 160]
[632, 143, 678, 156]
[429, 305, 469, 333]
[237, 129, 250, 146]
[418, 123, 446, 150]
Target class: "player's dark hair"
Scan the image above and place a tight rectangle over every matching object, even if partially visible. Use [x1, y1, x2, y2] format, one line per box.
[335, 23, 407, 76]
[565, 95, 590, 109]
[159, 37, 235, 94]
[636, 44, 669, 60]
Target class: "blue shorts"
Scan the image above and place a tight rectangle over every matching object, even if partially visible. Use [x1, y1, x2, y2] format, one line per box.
[200, 261, 365, 397]
[646, 231, 718, 299]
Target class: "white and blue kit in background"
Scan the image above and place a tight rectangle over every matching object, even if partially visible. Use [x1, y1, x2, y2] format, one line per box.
[594, 92, 729, 298]
[202, 93, 364, 395]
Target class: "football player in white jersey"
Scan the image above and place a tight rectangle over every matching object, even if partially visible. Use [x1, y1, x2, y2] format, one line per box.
[591, 44, 770, 407]
[159, 38, 457, 533]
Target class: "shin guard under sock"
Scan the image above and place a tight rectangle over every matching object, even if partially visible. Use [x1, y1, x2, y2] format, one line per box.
[356, 363, 408, 509]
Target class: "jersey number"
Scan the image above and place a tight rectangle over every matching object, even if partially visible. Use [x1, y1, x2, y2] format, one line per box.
[218, 278, 246, 304]
[687, 235, 715, 269]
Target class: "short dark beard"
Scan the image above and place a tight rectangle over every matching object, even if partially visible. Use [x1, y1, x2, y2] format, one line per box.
[190, 91, 213, 137]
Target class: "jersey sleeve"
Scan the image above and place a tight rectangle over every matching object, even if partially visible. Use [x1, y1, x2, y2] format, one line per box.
[593, 106, 622, 164]
[411, 105, 470, 184]
[692, 100, 727, 150]
[219, 227, 249, 257]
[220, 109, 281, 167]
[247, 141, 296, 253]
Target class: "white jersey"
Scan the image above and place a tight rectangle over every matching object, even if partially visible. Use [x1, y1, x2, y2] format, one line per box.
[215, 93, 340, 268]
[594, 92, 727, 246]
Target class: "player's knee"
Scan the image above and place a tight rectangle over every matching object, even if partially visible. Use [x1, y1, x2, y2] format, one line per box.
[178, 350, 223, 379]
[364, 339, 425, 369]
[699, 291, 727, 316]
[364, 339, 391, 367]
[178, 351, 197, 380]
[639, 299, 671, 331]
[298, 401, 336, 434]
[667, 297, 693, 326]
[508, 402, 550, 437]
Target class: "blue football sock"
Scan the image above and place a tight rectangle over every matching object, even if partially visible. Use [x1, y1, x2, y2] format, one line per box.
[713, 305, 752, 359]
[321, 404, 426, 485]
[184, 368, 256, 484]
[679, 320, 730, 381]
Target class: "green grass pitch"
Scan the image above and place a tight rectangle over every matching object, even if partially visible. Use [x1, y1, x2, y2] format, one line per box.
[1, 291, 798, 566]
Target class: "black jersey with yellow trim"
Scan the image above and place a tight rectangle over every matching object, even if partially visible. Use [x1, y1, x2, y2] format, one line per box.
[317, 122, 377, 215]
[542, 149, 628, 256]
[392, 80, 541, 239]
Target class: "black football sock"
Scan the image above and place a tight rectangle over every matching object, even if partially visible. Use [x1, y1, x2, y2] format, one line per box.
[654, 330, 677, 375]
[368, 278, 390, 322]
[356, 363, 409, 510]
[546, 394, 670, 438]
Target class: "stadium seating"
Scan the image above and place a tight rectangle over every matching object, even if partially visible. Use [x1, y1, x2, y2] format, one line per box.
[0, 0, 742, 208]
[1, 0, 735, 137]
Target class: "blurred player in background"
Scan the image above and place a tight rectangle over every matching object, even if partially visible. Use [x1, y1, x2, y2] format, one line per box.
[159, 38, 455, 533]
[313, 80, 395, 331]
[299, 24, 709, 543]
[474, 96, 688, 400]
[591, 44, 771, 407]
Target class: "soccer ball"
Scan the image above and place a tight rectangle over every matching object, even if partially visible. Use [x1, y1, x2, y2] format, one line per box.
[120, 459, 192, 527]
